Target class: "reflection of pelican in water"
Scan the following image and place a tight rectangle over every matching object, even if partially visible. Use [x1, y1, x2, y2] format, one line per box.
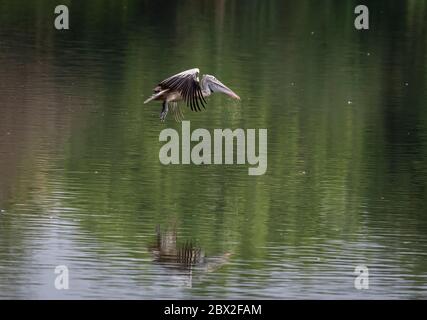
[149, 225, 232, 286]
[150, 225, 203, 268]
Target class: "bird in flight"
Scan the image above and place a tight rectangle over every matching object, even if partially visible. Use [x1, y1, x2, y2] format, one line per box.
[144, 68, 240, 122]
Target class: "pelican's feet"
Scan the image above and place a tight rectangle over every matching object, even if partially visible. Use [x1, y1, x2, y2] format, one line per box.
[160, 111, 168, 122]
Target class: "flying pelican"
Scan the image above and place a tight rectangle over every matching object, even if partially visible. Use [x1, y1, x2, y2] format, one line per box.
[144, 68, 240, 121]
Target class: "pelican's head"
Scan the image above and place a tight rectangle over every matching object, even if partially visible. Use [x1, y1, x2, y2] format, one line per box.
[203, 75, 240, 100]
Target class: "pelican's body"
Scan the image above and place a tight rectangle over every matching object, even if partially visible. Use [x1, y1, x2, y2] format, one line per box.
[144, 68, 240, 121]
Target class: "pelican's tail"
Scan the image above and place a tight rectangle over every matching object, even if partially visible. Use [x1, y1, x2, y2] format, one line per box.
[143, 88, 170, 104]
[143, 95, 156, 104]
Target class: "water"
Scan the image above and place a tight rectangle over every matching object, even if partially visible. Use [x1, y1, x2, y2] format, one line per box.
[1, 0, 427, 299]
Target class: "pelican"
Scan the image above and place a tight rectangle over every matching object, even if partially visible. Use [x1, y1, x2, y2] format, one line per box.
[144, 68, 240, 121]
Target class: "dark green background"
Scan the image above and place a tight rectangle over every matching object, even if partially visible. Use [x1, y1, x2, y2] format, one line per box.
[0, 0, 426, 298]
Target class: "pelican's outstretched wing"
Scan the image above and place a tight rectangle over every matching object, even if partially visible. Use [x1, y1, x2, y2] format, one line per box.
[158, 68, 207, 112]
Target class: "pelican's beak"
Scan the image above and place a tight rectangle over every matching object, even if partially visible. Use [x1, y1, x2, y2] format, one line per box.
[213, 79, 241, 100]
[225, 89, 241, 100]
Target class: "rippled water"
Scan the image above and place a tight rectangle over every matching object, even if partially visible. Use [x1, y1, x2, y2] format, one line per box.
[1, 1, 427, 299]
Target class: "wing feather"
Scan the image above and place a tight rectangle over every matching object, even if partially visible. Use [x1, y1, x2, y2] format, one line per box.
[170, 102, 185, 122]
[158, 68, 206, 112]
